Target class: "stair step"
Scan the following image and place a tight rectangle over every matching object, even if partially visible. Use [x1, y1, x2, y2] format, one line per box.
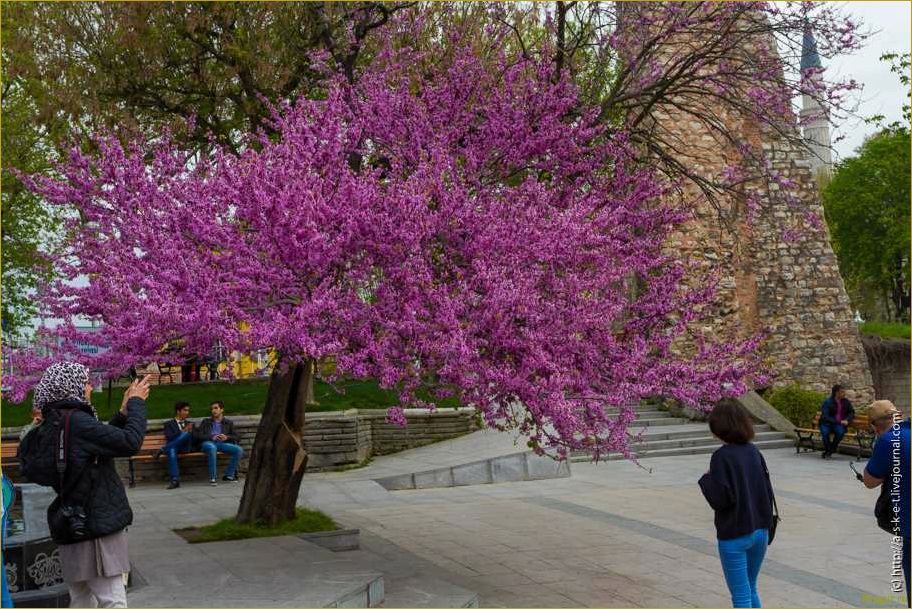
[570, 429, 786, 461]
[632, 431, 787, 452]
[637, 424, 772, 442]
[586, 438, 796, 461]
[379, 576, 479, 608]
[627, 417, 689, 427]
[327, 573, 386, 608]
[608, 412, 674, 421]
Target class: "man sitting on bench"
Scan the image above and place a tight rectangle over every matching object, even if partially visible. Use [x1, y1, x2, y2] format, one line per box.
[159, 401, 194, 489]
[819, 384, 855, 459]
[194, 401, 244, 486]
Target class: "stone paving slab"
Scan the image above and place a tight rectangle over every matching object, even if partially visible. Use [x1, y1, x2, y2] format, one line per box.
[127, 532, 385, 608]
[123, 430, 907, 608]
[304, 446, 905, 607]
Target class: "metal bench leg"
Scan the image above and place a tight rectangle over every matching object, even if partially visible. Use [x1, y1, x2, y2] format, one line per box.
[129, 460, 136, 488]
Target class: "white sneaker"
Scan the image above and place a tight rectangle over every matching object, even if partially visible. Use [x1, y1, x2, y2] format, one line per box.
[209, 479, 217, 486]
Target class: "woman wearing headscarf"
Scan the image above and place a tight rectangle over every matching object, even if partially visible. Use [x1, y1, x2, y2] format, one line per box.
[26, 362, 148, 608]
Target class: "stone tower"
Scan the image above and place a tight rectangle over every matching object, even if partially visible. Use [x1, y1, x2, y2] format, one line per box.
[619, 4, 875, 401]
[799, 27, 834, 179]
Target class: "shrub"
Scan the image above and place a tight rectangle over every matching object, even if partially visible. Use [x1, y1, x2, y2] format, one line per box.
[767, 384, 826, 427]
[860, 321, 911, 340]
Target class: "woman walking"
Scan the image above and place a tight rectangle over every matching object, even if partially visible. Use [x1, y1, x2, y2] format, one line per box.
[699, 401, 776, 608]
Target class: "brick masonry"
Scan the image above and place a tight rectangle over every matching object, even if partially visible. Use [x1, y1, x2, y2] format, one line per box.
[863, 338, 910, 416]
[647, 27, 875, 402]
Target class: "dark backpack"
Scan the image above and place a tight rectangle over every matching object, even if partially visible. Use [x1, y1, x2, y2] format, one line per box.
[17, 420, 59, 487]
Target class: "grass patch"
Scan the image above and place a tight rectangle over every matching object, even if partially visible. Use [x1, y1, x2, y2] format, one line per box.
[860, 321, 911, 340]
[174, 508, 337, 544]
[1, 377, 460, 427]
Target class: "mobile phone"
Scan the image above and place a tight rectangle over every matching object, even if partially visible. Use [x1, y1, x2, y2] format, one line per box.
[849, 462, 864, 482]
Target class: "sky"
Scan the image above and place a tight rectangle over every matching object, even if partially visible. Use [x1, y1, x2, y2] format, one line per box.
[826, 1, 911, 160]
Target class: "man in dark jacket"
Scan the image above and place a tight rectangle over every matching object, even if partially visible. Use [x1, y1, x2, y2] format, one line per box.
[159, 401, 194, 489]
[819, 384, 856, 458]
[19, 362, 148, 608]
[193, 401, 243, 485]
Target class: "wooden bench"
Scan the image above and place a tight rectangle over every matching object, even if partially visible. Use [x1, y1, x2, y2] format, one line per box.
[795, 413, 874, 460]
[1, 440, 20, 473]
[127, 433, 209, 487]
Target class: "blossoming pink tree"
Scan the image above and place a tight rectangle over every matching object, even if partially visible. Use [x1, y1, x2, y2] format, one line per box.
[9, 3, 863, 524]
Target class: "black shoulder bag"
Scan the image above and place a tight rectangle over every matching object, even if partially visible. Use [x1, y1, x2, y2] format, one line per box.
[49, 410, 90, 543]
[762, 460, 780, 545]
[875, 482, 895, 534]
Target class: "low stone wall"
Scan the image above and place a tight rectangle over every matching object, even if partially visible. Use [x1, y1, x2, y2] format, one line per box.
[862, 336, 910, 416]
[3, 407, 478, 483]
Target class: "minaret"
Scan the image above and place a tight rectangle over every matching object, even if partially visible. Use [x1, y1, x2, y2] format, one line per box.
[800, 27, 833, 178]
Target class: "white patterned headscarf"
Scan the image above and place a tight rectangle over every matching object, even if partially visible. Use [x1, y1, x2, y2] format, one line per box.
[33, 362, 91, 411]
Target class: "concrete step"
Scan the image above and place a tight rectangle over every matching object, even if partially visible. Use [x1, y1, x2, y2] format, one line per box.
[625, 416, 689, 427]
[325, 573, 386, 608]
[636, 424, 772, 441]
[607, 411, 676, 421]
[379, 576, 479, 608]
[581, 437, 795, 461]
[632, 430, 787, 452]
[570, 426, 783, 461]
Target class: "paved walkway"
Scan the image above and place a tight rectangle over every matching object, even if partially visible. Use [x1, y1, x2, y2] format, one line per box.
[125, 430, 906, 607]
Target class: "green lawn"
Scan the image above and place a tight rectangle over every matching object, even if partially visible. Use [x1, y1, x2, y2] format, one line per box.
[1, 377, 458, 427]
[860, 321, 911, 340]
[174, 507, 336, 543]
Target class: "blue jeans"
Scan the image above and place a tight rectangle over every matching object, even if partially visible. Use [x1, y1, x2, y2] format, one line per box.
[200, 441, 244, 479]
[819, 423, 846, 455]
[165, 432, 192, 481]
[903, 536, 910, 608]
[718, 528, 768, 608]
[1, 476, 12, 607]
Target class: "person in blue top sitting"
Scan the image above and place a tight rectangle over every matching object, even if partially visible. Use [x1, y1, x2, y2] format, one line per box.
[819, 384, 855, 459]
[863, 400, 911, 608]
[192, 401, 243, 486]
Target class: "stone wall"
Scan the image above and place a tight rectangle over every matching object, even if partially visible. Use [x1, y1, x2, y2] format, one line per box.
[645, 24, 874, 402]
[2, 408, 478, 483]
[863, 337, 910, 416]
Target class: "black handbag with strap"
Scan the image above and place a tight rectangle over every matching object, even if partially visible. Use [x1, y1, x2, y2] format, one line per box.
[762, 459, 780, 545]
[874, 482, 895, 534]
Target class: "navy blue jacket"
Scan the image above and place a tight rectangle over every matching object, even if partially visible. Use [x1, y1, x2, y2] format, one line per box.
[820, 396, 855, 426]
[163, 418, 193, 442]
[699, 443, 775, 540]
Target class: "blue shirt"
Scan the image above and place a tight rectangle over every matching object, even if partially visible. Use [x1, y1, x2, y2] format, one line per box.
[211, 420, 222, 437]
[866, 419, 911, 538]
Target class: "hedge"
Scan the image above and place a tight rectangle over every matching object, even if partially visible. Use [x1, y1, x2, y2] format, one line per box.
[766, 384, 826, 427]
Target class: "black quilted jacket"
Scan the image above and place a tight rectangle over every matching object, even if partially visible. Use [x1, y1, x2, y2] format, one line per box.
[43, 396, 147, 544]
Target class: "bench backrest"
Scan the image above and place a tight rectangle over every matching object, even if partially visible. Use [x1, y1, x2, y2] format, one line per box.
[1, 442, 19, 460]
[811, 412, 871, 430]
[140, 434, 168, 452]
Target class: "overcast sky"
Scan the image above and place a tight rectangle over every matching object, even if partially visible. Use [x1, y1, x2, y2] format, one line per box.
[826, 1, 911, 160]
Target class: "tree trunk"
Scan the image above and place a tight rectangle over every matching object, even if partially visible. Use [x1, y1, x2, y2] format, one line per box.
[236, 359, 314, 525]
